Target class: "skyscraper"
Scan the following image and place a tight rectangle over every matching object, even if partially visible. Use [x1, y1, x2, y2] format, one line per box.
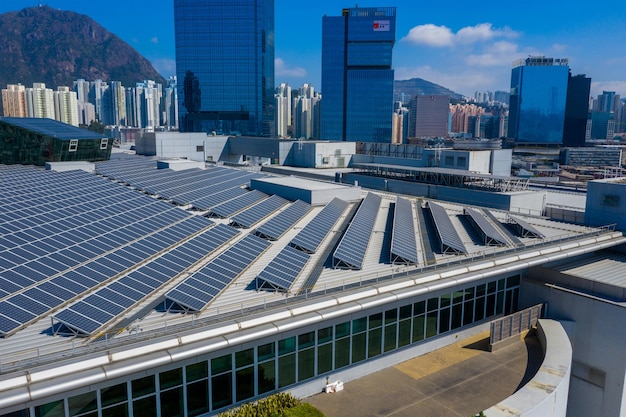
[174, 0, 275, 136]
[563, 73, 591, 147]
[321, 6, 396, 142]
[508, 56, 569, 145]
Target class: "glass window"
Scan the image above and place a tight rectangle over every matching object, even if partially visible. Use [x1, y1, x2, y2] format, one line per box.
[186, 362, 208, 382]
[452, 291, 464, 304]
[439, 307, 451, 333]
[298, 348, 315, 381]
[101, 383, 127, 408]
[507, 275, 521, 288]
[498, 278, 506, 291]
[298, 331, 315, 350]
[463, 300, 475, 326]
[352, 332, 366, 363]
[35, 400, 64, 417]
[68, 391, 97, 416]
[235, 349, 254, 368]
[235, 366, 255, 402]
[368, 328, 382, 358]
[159, 387, 183, 417]
[475, 297, 485, 321]
[335, 338, 350, 369]
[187, 380, 209, 417]
[257, 360, 276, 394]
[278, 337, 296, 356]
[317, 343, 333, 374]
[440, 293, 452, 308]
[369, 313, 383, 329]
[399, 304, 412, 320]
[486, 294, 496, 317]
[258, 342, 275, 362]
[335, 322, 350, 338]
[384, 324, 397, 352]
[464, 286, 475, 301]
[211, 373, 232, 410]
[159, 368, 183, 390]
[476, 283, 486, 297]
[132, 375, 155, 398]
[211, 355, 232, 375]
[451, 303, 463, 329]
[384, 308, 397, 325]
[352, 317, 367, 333]
[132, 396, 156, 417]
[101, 403, 128, 417]
[414, 300, 425, 316]
[278, 354, 296, 388]
[427, 297, 438, 312]
[498, 291, 506, 314]
[318, 326, 333, 343]
[426, 311, 438, 338]
[398, 319, 412, 347]
[487, 281, 497, 294]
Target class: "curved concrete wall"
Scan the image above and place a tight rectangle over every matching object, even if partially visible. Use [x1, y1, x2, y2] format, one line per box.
[484, 319, 572, 417]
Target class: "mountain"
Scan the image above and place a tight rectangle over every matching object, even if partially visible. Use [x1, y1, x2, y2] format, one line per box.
[0, 6, 166, 88]
[394, 78, 464, 101]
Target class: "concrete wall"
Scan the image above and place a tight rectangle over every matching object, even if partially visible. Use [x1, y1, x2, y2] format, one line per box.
[291, 142, 355, 168]
[484, 319, 572, 417]
[585, 179, 626, 232]
[521, 280, 626, 417]
[491, 149, 514, 177]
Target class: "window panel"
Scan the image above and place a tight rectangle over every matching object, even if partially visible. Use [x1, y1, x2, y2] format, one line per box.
[278, 353, 296, 388]
[384, 324, 397, 352]
[186, 362, 208, 382]
[132, 397, 156, 417]
[368, 328, 382, 358]
[335, 338, 350, 369]
[398, 319, 411, 347]
[318, 343, 333, 374]
[351, 332, 366, 363]
[160, 387, 183, 417]
[132, 375, 155, 398]
[235, 367, 255, 402]
[257, 360, 276, 394]
[298, 348, 315, 381]
[211, 373, 232, 410]
[101, 383, 128, 408]
[187, 380, 209, 417]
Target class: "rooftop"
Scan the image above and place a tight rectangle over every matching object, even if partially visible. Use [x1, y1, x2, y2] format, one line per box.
[0, 117, 105, 140]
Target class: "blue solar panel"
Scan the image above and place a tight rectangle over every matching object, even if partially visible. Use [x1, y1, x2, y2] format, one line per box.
[290, 198, 349, 254]
[255, 200, 311, 240]
[390, 197, 420, 265]
[230, 194, 289, 228]
[464, 207, 509, 246]
[333, 193, 382, 270]
[508, 215, 545, 238]
[256, 245, 310, 291]
[428, 202, 467, 254]
[209, 190, 269, 218]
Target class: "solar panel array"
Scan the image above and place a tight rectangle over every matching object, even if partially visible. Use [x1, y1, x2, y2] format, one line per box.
[166, 234, 271, 312]
[208, 189, 269, 218]
[96, 159, 264, 210]
[464, 207, 510, 246]
[508, 215, 545, 238]
[290, 198, 350, 254]
[256, 245, 311, 291]
[255, 200, 312, 240]
[390, 197, 419, 265]
[427, 202, 467, 254]
[230, 195, 289, 228]
[53, 224, 239, 336]
[333, 193, 382, 269]
[0, 166, 222, 336]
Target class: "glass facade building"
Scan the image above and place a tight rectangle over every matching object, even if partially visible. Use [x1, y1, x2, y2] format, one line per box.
[17, 275, 520, 417]
[508, 57, 569, 145]
[321, 7, 396, 142]
[174, 0, 275, 136]
[563, 73, 591, 147]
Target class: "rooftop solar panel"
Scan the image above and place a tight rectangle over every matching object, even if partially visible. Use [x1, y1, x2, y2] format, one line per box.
[508, 215, 545, 238]
[255, 200, 312, 240]
[333, 193, 382, 270]
[208, 189, 268, 218]
[290, 198, 350, 254]
[464, 207, 510, 246]
[1, 117, 105, 140]
[256, 244, 310, 291]
[427, 202, 467, 254]
[390, 197, 419, 265]
[230, 194, 289, 228]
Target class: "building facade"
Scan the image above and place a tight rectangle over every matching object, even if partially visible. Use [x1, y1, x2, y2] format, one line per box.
[508, 56, 569, 145]
[321, 7, 396, 142]
[408, 95, 450, 138]
[1, 84, 27, 117]
[174, 0, 275, 136]
[563, 73, 591, 147]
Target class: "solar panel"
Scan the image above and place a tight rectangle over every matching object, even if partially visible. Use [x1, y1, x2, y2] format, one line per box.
[508, 215, 545, 238]
[290, 198, 350, 254]
[390, 197, 419, 265]
[255, 200, 312, 240]
[464, 207, 510, 246]
[427, 202, 467, 254]
[230, 194, 289, 228]
[166, 234, 271, 312]
[208, 189, 268, 218]
[333, 193, 381, 269]
[256, 245, 310, 291]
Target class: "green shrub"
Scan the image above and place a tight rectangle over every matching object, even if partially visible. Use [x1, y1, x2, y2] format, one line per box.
[218, 392, 312, 417]
[283, 403, 325, 417]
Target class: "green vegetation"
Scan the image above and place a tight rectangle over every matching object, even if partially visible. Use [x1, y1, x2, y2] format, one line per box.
[218, 392, 325, 417]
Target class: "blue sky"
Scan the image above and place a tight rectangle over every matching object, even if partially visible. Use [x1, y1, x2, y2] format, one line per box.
[3, 1, 626, 97]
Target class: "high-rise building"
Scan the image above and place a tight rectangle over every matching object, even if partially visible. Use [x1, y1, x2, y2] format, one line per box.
[321, 6, 396, 142]
[2, 84, 27, 117]
[25, 83, 55, 119]
[563, 73, 591, 147]
[110, 81, 127, 127]
[408, 95, 450, 138]
[53, 86, 79, 127]
[174, 0, 275, 136]
[292, 83, 321, 139]
[163, 76, 179, 130]
[508, 56, 569, 145]
[275, 83, 291, 137]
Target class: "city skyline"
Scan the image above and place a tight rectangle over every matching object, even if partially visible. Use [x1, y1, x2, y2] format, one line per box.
[1, 1, 626, 98]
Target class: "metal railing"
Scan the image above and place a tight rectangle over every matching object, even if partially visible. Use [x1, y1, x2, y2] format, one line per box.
[490, 304, 543, 346]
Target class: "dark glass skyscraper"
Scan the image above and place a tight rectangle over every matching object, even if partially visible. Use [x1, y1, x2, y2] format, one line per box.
[563, 73, 591, 147]
[508, 56, 569, 145]
[174, 0, 275, 136]
[321, 7, 396, 142]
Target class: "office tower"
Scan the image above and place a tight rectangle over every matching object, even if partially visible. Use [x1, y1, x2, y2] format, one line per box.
[26, 83, 55, 119]
[508, 56, 569, 145]
[2, 84, 27, 117]
[164, 76, 179, 130]
[110, 81, 127, 127]
[53, 87, 79, 126]
[563, 73, 591, 147]
[321, 6, 396, 142]
[275, 83, 291, 137]
[174, 0, 275, 136]
[408, 95, 450, 138]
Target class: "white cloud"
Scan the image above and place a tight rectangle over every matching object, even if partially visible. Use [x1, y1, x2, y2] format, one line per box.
[591, 81, 626, 97]
[151, 37, 159, 44]
[465, 41, 525, 67]
[275, 58, 306, 78]
[151, 58, 176, 77]
[402, 23, 519, 47]
[402, 24, 454, 47]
